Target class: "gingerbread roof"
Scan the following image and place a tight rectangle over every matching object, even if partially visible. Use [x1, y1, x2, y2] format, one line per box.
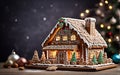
[42, 17, 107, 48]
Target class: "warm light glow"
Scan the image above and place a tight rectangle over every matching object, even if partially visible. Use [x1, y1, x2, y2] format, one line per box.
[89, 51, 95, 59]
[108, 38, 112, 43]
[100, 24, 104, 28]
[99, 2, 103, 6]
[85, 9, 90, 14]
[49, 51, 56, 58]
[107, 25, 111, 30]
[105, 0, 108, 4]
[71, 35, 76, 41]
[109, 5, 113, 10]
[116, 36, 119, 39]
[56, 35, 60, 41]
[80, 13, 85, 18]
[62, 35, 68, 41]
[76, 51, 80, 59]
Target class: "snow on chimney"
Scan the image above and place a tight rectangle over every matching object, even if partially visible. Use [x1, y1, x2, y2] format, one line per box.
[85, 17, 96, 36]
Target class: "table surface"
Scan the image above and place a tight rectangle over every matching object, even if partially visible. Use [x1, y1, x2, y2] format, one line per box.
[0, 63, 120, 75]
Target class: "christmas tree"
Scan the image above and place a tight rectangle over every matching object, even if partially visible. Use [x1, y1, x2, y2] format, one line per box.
[32, 50, 40, 63]
[80, 0, 120, 57]
[98, 51, 104, 64]
[92, 55, 98, 65]
[70, 52, 77, 63]
[40, 52, 46, 63]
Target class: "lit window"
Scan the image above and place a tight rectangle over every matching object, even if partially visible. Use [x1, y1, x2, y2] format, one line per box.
[76, 51, 80, 59]
[62, 36, 68, 41]
[71, 35, 76, 41]
[49, 51, 56, 59]
[56, 36, 60, 41]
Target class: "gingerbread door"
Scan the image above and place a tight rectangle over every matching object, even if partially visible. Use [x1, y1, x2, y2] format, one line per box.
[57, 51, 66, 64]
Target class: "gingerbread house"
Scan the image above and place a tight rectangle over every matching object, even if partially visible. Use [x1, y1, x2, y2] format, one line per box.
[41, 17, 107, 64]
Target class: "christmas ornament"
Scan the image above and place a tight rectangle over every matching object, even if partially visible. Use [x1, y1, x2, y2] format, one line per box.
[108, 32, 112, 36]
[17, 57, 27, 67]
[110, 17, 117, 24]
[112, 54, 120, 64]
[8, 50, 20, 62]
[116, 9, 120, 17]
[5, 60, 14, 66]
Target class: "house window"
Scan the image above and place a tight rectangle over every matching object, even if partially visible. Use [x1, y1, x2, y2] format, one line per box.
[49, 50, 56, 59]
[56, 36, 60, 41]
[62, 35, 68, 41]
[71, 35, 76, 41]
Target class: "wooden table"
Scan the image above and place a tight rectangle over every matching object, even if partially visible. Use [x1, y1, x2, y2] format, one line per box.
[0, 63, 120, 75]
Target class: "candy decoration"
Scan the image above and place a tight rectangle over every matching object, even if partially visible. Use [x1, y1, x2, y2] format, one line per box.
[17, 57, 27, 67]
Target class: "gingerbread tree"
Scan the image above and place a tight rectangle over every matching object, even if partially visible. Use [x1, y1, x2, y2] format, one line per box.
[40, 52, 46, 63]
[98, 51, 104, 64]
[32, 50, 40, 63]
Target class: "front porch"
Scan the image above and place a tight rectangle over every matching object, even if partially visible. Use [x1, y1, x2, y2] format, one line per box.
[42, 45, 81, 64]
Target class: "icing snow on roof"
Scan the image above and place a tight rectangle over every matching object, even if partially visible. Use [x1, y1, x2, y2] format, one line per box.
[42, 17, 107, 48]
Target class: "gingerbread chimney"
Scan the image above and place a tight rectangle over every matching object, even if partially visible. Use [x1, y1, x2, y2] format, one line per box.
[85, 17, 96, 36]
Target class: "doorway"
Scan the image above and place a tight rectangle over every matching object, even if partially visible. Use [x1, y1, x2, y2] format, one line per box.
[57, 51, 66, 64]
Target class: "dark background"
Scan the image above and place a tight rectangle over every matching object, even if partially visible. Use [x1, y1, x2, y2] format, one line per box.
[0, 0, 98, 62]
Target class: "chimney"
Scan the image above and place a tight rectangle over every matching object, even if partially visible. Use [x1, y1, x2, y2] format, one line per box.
[85, 17, 96, 36]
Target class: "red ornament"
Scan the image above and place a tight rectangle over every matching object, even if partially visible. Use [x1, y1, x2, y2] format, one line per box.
[16, 57, 27, 67]
[108, 32, 112, 36]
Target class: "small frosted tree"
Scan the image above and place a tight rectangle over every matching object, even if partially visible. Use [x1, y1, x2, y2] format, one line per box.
[32, 50, 40, 63]
[70, 52, 77, 64]
[92, 55, 98, 65]
[40, 52, 46, 63]
[98, 51, 104, 64]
